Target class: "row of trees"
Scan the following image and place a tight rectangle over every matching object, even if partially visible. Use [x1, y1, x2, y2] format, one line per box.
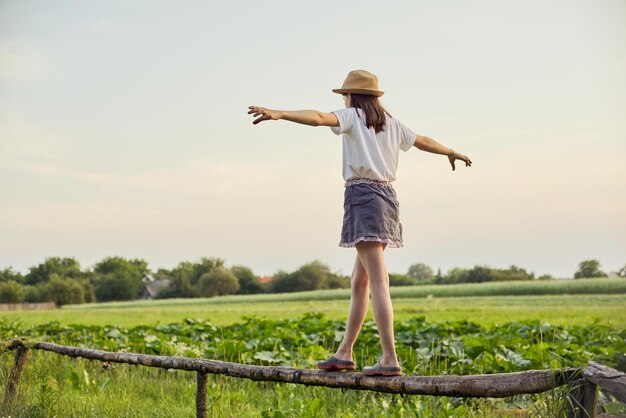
[0, 257, 148, 306]
[154, 259, 349, 298]
[0, 257, 348, 306]
[1, 257, 623, 306]
[395, 260, 623, 285]
[396, 264, 539, 286]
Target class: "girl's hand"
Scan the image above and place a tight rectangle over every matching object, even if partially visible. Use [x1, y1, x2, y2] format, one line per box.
[448, 150, 472, 171]
[248, 106, 281, 125]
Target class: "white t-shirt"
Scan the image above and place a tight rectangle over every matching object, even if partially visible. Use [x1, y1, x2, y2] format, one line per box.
[330, 107, 416, 182]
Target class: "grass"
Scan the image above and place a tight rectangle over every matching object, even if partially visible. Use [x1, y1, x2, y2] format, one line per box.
[1, 278, 624, 329]
[0, 343, 604, 418]
[62, 278, 626, 308]
[2, 279, 624, 417]
[1, 344, 573, 418]
[2, 294, 625, 329]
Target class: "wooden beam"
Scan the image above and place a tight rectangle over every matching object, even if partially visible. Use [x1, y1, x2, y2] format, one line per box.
[582, 361, 626, 404]
[3, 345, 31, 407]
[196, 372, 208, 418]
[6, 339, 580, 398]
[566, 379, 597, 418]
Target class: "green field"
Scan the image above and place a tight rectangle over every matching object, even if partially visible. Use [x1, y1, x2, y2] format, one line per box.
[2, 279, 625, 417]
[4, 278, 625, 329]
[3, 294, 625, 330]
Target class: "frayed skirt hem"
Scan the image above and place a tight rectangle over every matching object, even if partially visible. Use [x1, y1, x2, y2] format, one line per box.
[339, 236, 403, 248]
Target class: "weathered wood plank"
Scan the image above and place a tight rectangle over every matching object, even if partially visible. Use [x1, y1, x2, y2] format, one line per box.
[3, 345, 31, 406]
[566, 379, 597, 418]
[582, 361, 626, 404]
[6, 339, 580, 398]
[196, 372, 208, 418]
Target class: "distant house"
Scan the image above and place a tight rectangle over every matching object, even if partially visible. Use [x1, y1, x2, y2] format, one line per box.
[141, 280, 171, 299]
[259, 276, 273, 284]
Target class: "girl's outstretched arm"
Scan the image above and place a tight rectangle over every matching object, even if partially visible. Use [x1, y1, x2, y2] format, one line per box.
[414, 134, 472, 171]
[248, 106, 339, 127]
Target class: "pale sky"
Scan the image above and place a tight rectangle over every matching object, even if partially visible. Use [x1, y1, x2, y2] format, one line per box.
[1, 0, 625, 279]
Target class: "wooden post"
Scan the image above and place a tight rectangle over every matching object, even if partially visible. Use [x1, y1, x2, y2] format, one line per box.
[3, 345, 31, 406]
[566, 379, 597, 418]
[582, 361, 626, 404]
[196, 371, 208, 418]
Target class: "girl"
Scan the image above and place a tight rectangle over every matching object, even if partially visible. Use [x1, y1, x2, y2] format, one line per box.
[248, 70, 472, 376]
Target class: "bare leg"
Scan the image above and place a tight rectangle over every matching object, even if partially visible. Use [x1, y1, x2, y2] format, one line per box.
[356, 241, 399, 367]
[334, 255, 369, 361]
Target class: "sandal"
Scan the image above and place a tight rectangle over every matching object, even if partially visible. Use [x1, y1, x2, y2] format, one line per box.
[317, 356, 356, 371]
[362, 361, 402, 376]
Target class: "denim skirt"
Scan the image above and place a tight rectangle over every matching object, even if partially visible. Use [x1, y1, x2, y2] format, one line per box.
[339, 179, 403, 248]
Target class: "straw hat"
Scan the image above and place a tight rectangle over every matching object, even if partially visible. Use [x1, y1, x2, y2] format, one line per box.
[332, 70, 384, 97]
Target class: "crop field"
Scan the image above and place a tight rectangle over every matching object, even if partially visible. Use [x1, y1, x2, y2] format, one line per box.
[1, 279, 625, 417]
[3, 278, 626, 329]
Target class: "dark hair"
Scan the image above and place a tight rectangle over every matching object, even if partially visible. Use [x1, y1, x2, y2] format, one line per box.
[349, 94, 392, 133]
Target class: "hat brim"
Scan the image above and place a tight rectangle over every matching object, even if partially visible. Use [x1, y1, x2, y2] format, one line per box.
[332, 88, 384, 97]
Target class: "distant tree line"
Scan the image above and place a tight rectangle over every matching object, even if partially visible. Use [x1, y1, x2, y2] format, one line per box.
[0, 257, 622, 306]
[0, 257, 349, 306]
[390, 264, 541, 286]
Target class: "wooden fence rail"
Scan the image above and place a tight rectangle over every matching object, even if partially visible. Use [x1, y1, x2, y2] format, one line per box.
[2, 339, 624, 418]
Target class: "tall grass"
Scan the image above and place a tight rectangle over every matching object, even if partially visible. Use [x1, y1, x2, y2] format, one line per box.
[0, 338, 573, 417]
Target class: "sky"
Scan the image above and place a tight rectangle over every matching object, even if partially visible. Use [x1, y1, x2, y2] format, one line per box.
[1, 0, 625, 279]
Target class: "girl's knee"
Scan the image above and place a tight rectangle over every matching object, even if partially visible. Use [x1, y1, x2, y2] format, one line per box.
[368, 274, 389, 289]
[351, 272, 368, 289]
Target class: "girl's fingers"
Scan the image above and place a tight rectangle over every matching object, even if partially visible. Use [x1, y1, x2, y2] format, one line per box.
[253, 114, 271, 124]
[248, 106, 264, 115]
[248, 106, 274, 124]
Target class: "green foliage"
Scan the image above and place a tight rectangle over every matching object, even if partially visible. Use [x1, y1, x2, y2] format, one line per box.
[0, 260, 99, 304]
[389, 273, 418, 287]
[0, 267, 23, 283]
[434, 265, 535, 284]
[156, 258, 226, 298]
[80, 278, 97, 303]
[492, 265, 535, 281]
[22, 284, 42, 302]
[269, 261, 349, 293]
[24, 257, 83, 285]
[0, 280, 26, 303]
[169, 257, 225, 286]
[0, 352, 542, 417]
[93, 257, 147, 301]
[440, 267, 469, 284]
[94, 256, 149, 280]
[407, 263, 434, 281]
[157, 275, 198, 299]
[198, 267, 240, 297]
[93, 273, 139, 302]
[40, 274, 85, 306]
[3, 303, 625, 417]
[466, 265, 495, 283]
[574, 259, 607, 279]
[5, 313, 623, 374]
[325, 274, 350, 289]
[619, 264, 626, 278]
[231, 265, 264, 294]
